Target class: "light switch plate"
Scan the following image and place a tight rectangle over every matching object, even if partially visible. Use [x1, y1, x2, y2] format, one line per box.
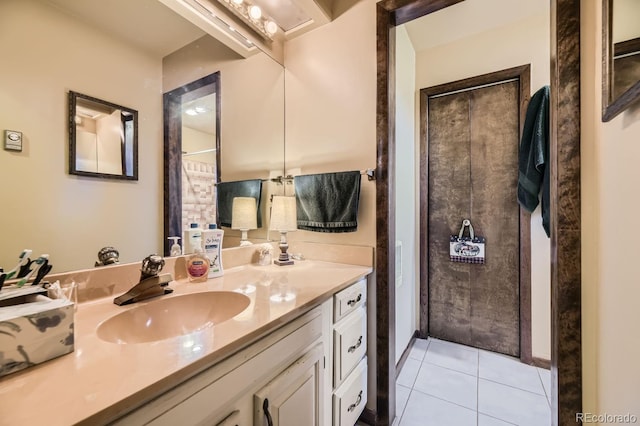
[4, 130, 23, 152]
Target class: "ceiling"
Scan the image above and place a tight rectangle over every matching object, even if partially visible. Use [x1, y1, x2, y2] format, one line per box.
[404, 0, 549, 52]
[44, 0, 206, 58]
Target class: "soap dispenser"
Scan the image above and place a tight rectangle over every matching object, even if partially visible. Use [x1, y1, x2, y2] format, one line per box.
[186, 241, 209, 283]
[168, 237, 182, 256]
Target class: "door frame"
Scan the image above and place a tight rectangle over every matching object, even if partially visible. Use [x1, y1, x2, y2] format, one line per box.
[418, 64, 532, 363]
[375, 0, 581, 425]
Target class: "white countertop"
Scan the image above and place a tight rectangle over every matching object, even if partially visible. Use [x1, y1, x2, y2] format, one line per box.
[0, 260, 372, 426]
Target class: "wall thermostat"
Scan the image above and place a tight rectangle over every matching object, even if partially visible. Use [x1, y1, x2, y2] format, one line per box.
[4, 130, 22, 152]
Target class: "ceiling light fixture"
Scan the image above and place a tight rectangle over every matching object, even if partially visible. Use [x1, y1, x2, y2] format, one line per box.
[216, 0, 280, 40]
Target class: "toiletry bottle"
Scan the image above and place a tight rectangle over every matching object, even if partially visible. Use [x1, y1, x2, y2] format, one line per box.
[202, 223, 224, 278]
[186, 242, 209, 282]
[183, 223, 202, 255]
[168, 237, 182, 256]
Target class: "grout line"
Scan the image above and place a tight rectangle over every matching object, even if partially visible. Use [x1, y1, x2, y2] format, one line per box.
[536, 367, 552, 408]
[421, 358, 478, 378]
[409, 387, 477, 413]
[479, 376, 548, 397]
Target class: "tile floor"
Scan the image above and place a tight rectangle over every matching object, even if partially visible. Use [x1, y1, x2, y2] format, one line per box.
[392, 337, 551, 426]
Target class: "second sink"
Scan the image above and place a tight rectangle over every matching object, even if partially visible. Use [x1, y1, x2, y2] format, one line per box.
[96, 291, 250, 344]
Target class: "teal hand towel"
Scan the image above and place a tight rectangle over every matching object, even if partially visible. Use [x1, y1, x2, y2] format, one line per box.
[517, 86, 550, 237]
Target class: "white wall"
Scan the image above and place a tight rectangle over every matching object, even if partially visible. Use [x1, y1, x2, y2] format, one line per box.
[414, 11, 552, 360]
[582, 0, 640, 417]
[0, 0, 163, 272]
[394, 26, 418, 363]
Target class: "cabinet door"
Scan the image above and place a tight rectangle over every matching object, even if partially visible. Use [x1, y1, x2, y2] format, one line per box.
[254, 343, 324, 426]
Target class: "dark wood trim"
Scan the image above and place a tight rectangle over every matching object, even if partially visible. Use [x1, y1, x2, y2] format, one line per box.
[614, 36, 640, 57]
[533, 357, 552, 370]
[395, 331, 418, 380]
[418, 64, 532, 362]
[379, 0, 582, 424]
[163, 72, 221, 256]
[375, 3, 396, 425]
[551, 0, 582, 424]
[358, 408, 377, 425]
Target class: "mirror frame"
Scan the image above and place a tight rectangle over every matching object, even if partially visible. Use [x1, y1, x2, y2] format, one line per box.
[602, 0, 640, 122]
[163, 72, 221, 256]
[68, 91, 139, 180]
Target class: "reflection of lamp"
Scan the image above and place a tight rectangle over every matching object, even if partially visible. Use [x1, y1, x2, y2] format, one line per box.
[232, 197, 258, 246]
[269, 196, 297, 266]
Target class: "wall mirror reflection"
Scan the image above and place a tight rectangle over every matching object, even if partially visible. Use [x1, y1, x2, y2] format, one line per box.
[69, 91, 138, 180]
[602, 0, 640, 121]
[0, 0, 285, 273]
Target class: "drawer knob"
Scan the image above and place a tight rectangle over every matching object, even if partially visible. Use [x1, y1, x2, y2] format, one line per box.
[347, 390, 363, 412]
[348, 336, 363, 353]
[347, 294, 362, 307]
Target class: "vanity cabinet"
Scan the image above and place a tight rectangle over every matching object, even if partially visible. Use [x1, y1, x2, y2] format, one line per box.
[331, 278, 367, 425]
[114, 307, 326, 426]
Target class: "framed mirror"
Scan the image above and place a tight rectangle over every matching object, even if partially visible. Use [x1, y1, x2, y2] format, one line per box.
[602, 0, 640, 121]
[69, 91, 138, 180]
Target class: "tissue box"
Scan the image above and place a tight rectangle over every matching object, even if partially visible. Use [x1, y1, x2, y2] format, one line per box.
[0, 286, 74, 378]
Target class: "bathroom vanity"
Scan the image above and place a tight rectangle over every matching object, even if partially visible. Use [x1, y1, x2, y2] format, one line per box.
[0, 244, 372, 426]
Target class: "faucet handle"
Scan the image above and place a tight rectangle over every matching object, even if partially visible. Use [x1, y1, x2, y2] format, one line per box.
[140, 254, 165, 279]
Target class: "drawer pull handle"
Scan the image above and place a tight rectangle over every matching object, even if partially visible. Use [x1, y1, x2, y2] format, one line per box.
[215, 409, 239, 426]
[347, 390, 363, 412]
[348, 336, 363, 353]
[347, 294, 362, 307]
[263, 399, 274, 426]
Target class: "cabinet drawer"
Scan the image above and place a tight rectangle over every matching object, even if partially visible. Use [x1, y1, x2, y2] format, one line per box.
[333, 279, 366, 323]
[333, 357, 367, 426]
[333, 308, 366, 386]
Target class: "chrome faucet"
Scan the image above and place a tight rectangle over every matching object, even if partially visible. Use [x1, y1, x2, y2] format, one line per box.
[113, 255, 173, 306]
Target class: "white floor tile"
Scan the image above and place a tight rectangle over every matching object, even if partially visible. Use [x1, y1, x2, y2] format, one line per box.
[478, 350, 545, 395]
[423, 338, 479, 376]
[478, 414, 516, 425]
[408, 338, 430, 362]
[413, 363, 478, 410]
[396, 384, 411, 418]
[478, 379, 550, 426]
[537, 367, 551, 402]
[397, 358, 421, 388]
[399, 389, 476, 426]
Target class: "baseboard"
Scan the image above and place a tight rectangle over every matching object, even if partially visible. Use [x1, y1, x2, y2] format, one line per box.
[532, 356, 551, 369]
[358, 407, 376, 425]
[395, 330, 418, 380]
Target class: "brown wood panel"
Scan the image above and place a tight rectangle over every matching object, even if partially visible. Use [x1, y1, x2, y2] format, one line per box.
[427, 79, 521, 356]
[468, 82, 520, 356]
[427, 92, 472, 345]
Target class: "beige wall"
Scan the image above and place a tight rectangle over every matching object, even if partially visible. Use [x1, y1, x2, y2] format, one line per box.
[414, 11, 552, 360]
[283, 0, 377, 248]
[582, 0, 640, 417]
[0, 0, 163, 272]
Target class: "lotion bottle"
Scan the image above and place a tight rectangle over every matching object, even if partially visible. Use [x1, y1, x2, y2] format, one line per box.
[183, 223, 202, 255]
[202, 223, 224, 278]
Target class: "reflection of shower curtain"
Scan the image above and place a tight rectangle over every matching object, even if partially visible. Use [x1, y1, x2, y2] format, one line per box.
[181, 159, 217, 232]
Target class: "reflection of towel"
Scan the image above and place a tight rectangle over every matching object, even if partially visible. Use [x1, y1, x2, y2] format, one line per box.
[217, 179, 262, 228]
[294, 171, 361, 233]
[517, 86, 550, 237]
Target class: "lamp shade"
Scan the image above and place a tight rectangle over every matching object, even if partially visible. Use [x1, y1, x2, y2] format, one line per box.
[270, 196, 297, 232]
[231, 197, 258, 230]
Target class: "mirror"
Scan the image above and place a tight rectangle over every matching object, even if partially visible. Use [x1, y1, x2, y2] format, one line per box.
[162, 33, 286, 253]
[602, 0, 640, 121]
[69, 91, 138, 180]
[0, 0, 285, 273]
